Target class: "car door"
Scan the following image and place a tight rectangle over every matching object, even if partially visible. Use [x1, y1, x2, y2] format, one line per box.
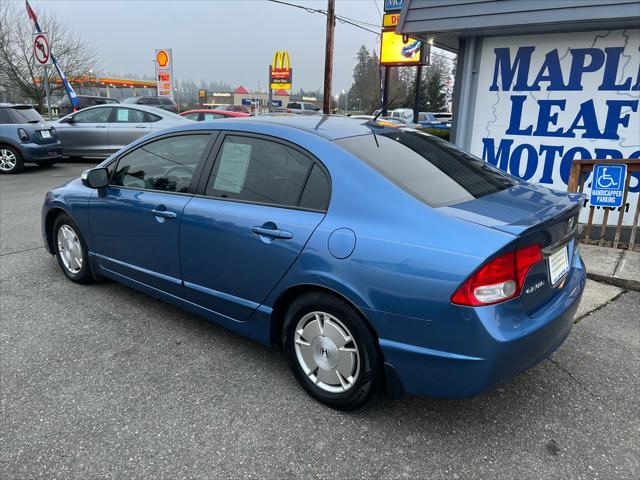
[59, 107, 113, 157]
[180, 133, 330, 321]
[89, 132, 214, 296]
[108, 107, 153, 151]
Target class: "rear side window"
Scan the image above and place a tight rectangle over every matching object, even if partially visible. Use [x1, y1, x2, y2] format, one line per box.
[160, 98, 173, 105]
[203, 113, 224, 120]
[336, 132, 517, 208]
[111, 134, 209, 193]
[144, 112, 162, 122]
[206, 135, 314, 208]
[0, 109, 12, 124]
[287, 102, 301, 109]
[112, 108, 145, 123]
[299, 164, 330, 210]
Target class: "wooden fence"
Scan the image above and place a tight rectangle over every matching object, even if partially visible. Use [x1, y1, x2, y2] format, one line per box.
[567, 159, 640, 251]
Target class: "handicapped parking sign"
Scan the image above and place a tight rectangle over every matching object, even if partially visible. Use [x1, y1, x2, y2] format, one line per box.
[590, 164, 627, 207]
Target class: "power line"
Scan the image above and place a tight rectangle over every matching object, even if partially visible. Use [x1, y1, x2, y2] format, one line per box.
[268, 0, 380, 35]
[371, 0, 382, 21]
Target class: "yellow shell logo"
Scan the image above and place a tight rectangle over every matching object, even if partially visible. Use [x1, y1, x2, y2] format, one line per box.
[156, 50, 169, 67]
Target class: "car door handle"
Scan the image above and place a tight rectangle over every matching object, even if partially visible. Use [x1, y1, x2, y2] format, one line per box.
[135, 125, 147, 129]
[95, 125, 107, 128]
[151, 209, 177, 219]
[252, 226, 293, 239]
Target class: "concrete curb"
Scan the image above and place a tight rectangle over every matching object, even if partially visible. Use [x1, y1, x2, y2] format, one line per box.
[586, 272, 639, 292]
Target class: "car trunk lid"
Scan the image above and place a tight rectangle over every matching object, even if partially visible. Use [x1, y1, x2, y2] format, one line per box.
[440, 182, 584, 313]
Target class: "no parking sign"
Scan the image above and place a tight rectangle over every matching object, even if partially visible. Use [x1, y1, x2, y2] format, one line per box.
[590, 164, 627, 208]
[32, 32, 52, 65]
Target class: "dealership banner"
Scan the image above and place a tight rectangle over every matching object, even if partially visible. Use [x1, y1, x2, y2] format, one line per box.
[470, 30, 640, 225]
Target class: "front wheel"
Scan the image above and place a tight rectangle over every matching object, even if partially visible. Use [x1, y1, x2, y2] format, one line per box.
[53, 214, 94, 284]
[283, 292, 382, 410]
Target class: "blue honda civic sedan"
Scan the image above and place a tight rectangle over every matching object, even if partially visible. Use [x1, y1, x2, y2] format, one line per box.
[42, 115, 586, 410]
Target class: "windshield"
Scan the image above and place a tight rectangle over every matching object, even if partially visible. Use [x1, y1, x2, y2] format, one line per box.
[336, 131, 518, 208]
[9, 106, 43, 124]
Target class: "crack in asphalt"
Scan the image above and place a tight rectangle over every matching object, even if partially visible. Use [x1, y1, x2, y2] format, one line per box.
[547, 357, 606, 407]
[0, 246, 44, 257]
[574, 290, 628, 325]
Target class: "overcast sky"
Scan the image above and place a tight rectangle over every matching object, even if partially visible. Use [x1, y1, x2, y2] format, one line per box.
[27, 0, 386, 92]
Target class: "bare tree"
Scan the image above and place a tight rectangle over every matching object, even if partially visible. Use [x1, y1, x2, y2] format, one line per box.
[0, 2, 96, 110]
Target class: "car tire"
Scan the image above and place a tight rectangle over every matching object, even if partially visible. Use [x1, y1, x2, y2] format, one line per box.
[283, 292, 382, 410]
[0, 145, 24, 174]
[52, 214, 94, 284]
[37, 159, 56, 168]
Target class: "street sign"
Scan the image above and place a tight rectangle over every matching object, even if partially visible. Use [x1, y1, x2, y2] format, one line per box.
[383, 13, 401, 28]
[155, 48, 174, 98]
[380, 30, 424, 66]
[590, 164, 627, 207]
[384, 0, 404, 12]
[270, 51, 292, 90]
[32, 32, 52, 65]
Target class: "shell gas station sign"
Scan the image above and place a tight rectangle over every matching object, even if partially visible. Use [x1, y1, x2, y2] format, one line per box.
[155, 48, 174, 98]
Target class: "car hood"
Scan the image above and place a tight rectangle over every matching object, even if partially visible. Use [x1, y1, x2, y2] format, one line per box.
[438, 182, 585, 236]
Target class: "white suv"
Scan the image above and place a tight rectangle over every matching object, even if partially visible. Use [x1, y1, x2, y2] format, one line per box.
[286, 102, 321, 114]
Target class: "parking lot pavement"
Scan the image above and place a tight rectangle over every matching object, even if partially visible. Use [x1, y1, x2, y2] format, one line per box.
[0, 161, 95, 256]
[1, 164, 639, 479]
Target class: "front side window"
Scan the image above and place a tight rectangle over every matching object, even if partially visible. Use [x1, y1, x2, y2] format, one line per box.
[111, 134, 209, 193]
[203, 113, 223, 120]
[184, 113, 200, 121]
[303, 104, 317, 111]
[73, 107, 112, 123]
[206, 135, 314, 208]
[112, 108, 146, 123]
[336, 131, 517, 208]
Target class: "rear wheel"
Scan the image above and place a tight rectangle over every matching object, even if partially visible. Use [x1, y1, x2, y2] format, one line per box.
[283, 292, 382, 410]
[53, 214, 94, 284]
[0, 145, 24, 174]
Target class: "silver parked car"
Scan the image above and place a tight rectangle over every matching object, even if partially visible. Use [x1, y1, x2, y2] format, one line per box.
[53, 104, 189, 159]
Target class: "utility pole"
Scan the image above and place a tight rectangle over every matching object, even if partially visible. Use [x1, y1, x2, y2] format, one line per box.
[322, 0, 335, 114]
[413, 64, 423, 124]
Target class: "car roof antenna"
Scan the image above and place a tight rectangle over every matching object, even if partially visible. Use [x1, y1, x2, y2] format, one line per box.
[372, 97, 397, 122]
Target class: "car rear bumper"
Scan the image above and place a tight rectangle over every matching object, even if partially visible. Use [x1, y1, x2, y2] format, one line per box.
[21, 142, 63, 162]
[375, 252, 586, 398]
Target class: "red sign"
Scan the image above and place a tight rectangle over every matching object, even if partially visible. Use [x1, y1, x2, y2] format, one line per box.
[33, 33, 51, 65]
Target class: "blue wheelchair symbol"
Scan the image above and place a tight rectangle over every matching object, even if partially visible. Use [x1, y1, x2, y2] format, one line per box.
[595, 166, 622, 189]
[590, 164, 627, 208]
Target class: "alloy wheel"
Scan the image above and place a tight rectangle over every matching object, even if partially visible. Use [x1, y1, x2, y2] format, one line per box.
[0, 149, 17, 172]
[57, 224, 83, 274]
[294, 311, 360, 393]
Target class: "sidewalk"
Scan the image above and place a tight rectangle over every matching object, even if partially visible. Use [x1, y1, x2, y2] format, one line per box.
[579, 243, 640, 291]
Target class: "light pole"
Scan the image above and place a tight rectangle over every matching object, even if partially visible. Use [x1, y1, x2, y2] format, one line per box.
[334, 94, 339, 111]
[341, 89, 347, 111]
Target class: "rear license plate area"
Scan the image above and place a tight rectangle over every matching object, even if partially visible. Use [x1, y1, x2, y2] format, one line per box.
[548, 246, 569, 285]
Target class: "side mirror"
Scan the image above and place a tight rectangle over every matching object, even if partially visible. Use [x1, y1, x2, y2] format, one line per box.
[81, 167, 109, 189]
[59, 116, 74, 124]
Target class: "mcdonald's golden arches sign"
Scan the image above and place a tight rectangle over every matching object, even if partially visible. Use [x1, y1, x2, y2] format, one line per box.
[270, 51, 292, 90]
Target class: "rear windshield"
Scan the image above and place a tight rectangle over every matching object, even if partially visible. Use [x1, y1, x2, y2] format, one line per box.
[336, 131, 518, 208]
[3, 106, 43, 124]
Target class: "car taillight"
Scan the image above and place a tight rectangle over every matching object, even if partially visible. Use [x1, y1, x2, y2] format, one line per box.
[17, 128, 29, 142]
[451, 244, 542, 306]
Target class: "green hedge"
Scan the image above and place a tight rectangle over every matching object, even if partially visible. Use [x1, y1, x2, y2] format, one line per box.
[418, 128, 450, 141]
